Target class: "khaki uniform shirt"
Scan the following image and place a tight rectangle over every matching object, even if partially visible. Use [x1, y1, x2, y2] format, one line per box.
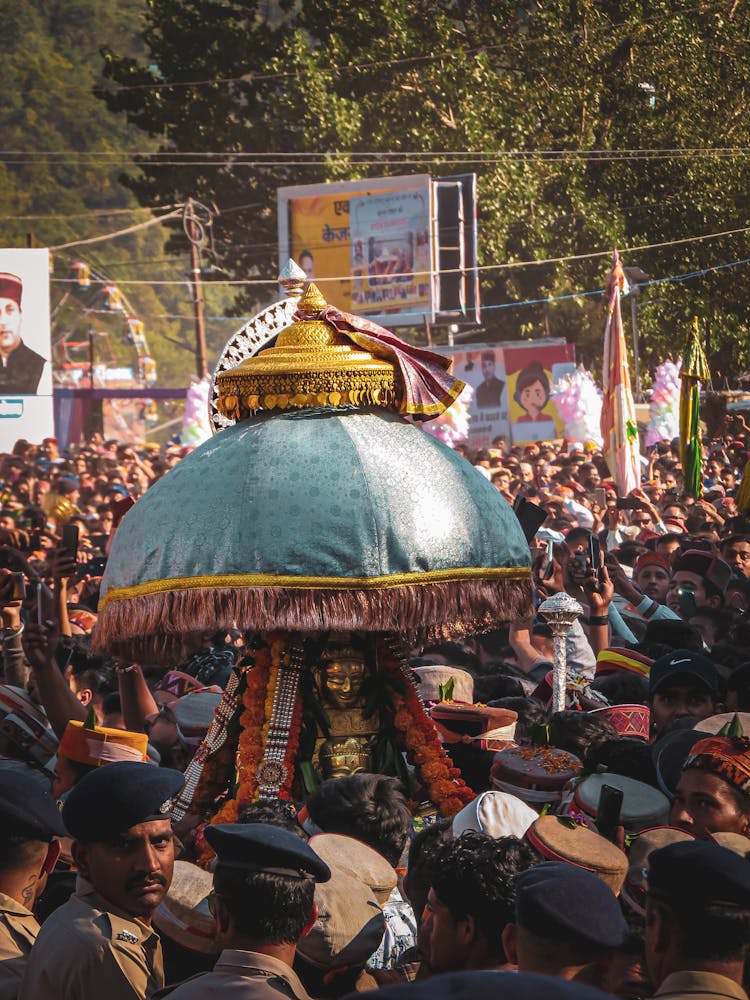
[655, 971, 749, 1000]
[161, 950, 311, 1000]
[19, 884, 164, 1000]
[0, 892, 38, 1000]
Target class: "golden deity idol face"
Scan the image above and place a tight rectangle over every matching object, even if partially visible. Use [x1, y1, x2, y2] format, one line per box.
[320, 654, 367, 709]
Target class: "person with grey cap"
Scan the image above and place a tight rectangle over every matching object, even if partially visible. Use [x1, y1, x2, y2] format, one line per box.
[502, 861, 629, 989]
[645, 841, 750, 1000]
[161, 823, 331, 999]
[0, 768, 66, 1000]
[19, 760, 184, 1000]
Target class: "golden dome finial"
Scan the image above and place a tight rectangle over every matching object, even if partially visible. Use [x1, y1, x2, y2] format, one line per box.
[215, 288, 396, 420]
[298, 282, 327, 314]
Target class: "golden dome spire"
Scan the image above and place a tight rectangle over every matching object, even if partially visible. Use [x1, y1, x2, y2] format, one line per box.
[215, 283, 396, 420]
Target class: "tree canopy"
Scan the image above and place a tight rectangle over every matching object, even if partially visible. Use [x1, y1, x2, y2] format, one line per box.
[75, 0, 750, 377]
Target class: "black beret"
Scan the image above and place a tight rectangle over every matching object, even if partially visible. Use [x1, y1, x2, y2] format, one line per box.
[62, 761, 184, 841]
[648, 841, 750, 910]
[205, 823, 331, 883]
[0, 770, 67, 841]
[350, 970, 614, 1000]
[515, 861, 628, 949]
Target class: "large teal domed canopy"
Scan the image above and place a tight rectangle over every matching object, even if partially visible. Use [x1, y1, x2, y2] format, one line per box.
[96, 406, 531, 662]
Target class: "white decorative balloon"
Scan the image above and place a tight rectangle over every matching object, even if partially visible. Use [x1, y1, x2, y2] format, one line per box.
[646, 359, 681, 445]
[551, 366, 603, 446]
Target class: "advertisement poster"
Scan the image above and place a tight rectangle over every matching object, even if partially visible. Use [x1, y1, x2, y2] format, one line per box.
[349, 188, 431, 324]
[504, 343, 575, 444]
[0, 248, 54, 449]
[279, 175, 433, 326]
[287, 191, 354, 310]
[433, 341, 575, 449]
[450, 346, 510, 450]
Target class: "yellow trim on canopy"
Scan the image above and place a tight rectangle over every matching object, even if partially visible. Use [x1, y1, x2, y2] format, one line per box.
[100, 564, 531, 610]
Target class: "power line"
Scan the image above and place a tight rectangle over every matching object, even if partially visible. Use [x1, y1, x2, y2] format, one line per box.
[49, 208, 183, 250]
[47, 223, 750, 285]
[0, 204, 179, 222]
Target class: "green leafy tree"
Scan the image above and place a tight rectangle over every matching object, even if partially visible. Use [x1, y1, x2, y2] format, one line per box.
[102, 0, 750, 375]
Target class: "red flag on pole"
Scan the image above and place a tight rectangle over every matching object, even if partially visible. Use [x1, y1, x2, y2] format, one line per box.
[601, 249, 640, 496]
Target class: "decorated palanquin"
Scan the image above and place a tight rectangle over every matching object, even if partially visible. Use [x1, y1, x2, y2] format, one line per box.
[93, 263, 532, 838]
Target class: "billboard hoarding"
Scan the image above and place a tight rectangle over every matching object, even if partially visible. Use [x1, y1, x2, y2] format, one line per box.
[0, 249, 54, 448]
[279, 174, 481, 328]
[431, 341, 575, 449]
[349, 187, 431, 324]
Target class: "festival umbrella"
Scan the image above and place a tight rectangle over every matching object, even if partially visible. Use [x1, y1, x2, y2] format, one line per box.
[679, 317, 710, 498]
[601, 249, 640, 496]
[94, 282, 532, 664]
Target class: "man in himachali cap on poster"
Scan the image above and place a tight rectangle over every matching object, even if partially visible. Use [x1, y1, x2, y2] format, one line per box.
[0, 273, 47, 395]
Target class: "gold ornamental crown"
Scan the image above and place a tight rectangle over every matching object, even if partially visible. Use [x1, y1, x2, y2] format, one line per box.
[215, 284, 397, 420]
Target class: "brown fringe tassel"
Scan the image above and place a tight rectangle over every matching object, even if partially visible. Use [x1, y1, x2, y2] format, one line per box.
[93, 578, 533, 665]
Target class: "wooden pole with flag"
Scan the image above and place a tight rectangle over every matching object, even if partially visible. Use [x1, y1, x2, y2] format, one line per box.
[601, 249, 640, 496]
[679, 316, 710, 499]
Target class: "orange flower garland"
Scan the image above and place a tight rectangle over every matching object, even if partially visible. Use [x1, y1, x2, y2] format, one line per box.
[379, 637, 475, 817]
[235, 638, 277, 804]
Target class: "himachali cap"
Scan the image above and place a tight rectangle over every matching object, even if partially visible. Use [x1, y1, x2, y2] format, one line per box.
[707, 831, 750, 855]
[451, 790, 537, 841]
[67, 608, 98, 634]
[572, 773, 670, 833]
[515, 861, 628, 949]
[296, 861, 385, 970]
[588, 704, 650, 741]
[152, 860, 218, 955]
[491, 745, 582, 804]
[205, 822, 331, 882]
[595, 647, 653, 678]
[682, 735, 750, 795]
[620, 826, 696, 919]
[172, 690, 222, 746]
[525, 816, 629, 895]
[412, 665, 474, 705]
[59, 719, 148, 767]
[0, 685, 58, 773]
[431, 702, 517, 752]
[692, 712, 750, 736]
[0, 272, 22, 307]
[635, 552, 671, 575]
[308, 834, 396, 906]
[0, 685, 44, 721]
[673, 550, 733, 593]
[62, 760, 185, 841]
[0, 769, 68, 841]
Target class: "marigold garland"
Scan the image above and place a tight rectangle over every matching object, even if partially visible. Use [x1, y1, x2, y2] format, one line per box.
[378, 637, 475, 817]
[236, 637, 278, 804]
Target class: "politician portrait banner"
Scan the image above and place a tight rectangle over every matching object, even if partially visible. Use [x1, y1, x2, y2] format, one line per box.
[0, 248, 54, 447]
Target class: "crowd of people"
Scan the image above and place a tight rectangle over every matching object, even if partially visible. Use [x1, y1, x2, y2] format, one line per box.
[1, 425, 750, 1000]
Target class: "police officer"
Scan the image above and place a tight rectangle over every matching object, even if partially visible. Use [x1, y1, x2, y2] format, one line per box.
[0, 768, 66, 1000]
[162, 823, 330, 999]
[645, 841, 750, 1000]
[19, 760, 184, 1000]
[502, 861, 628, 988]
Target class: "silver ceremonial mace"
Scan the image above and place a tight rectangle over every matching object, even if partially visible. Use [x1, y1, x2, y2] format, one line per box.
[538, 592, 584, 714]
